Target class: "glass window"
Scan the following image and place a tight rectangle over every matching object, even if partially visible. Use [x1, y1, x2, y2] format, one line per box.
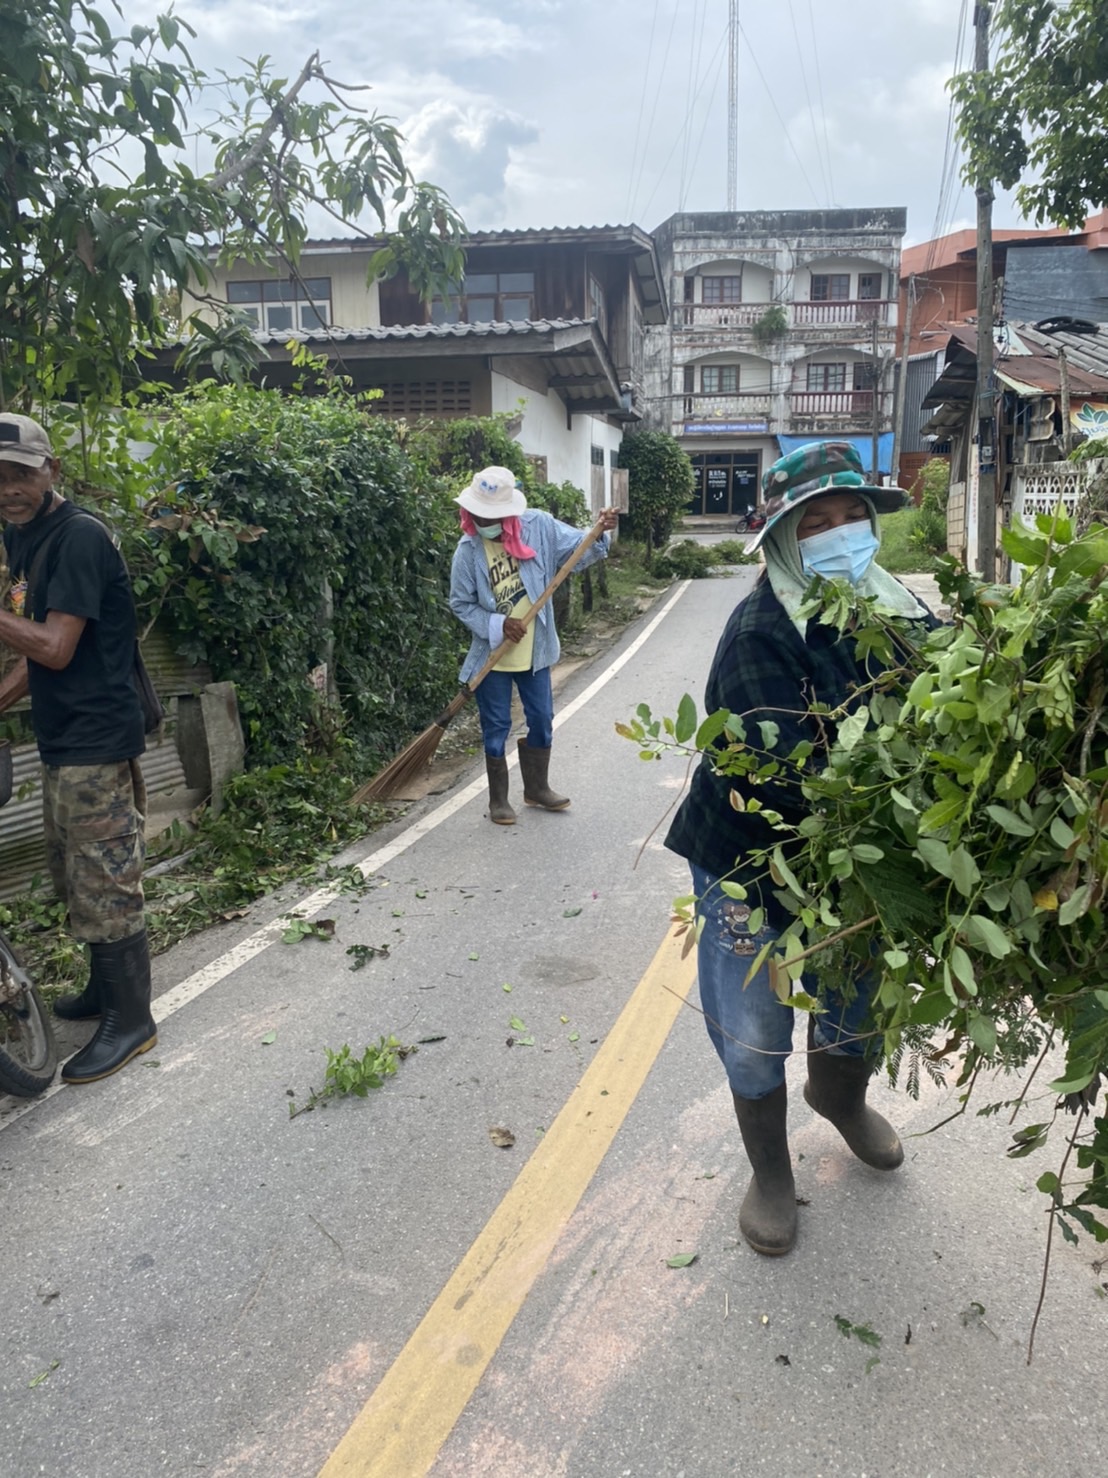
[499, 272, 534, 293]
[299, 301, 330, 330]
[466, 297, 497, 322]
[806, 363, 847, 392]
[301, 278, 331, 301]
[810, 274, 850, 302]
[501, 298, 532, 321]
[702, 365, 738, 394]
[857, 273, 882, 300]
[464, 274, 498, 294]
[226, 281, 259, 304]
[702, 275, 742, 303]
[266, 305, 294, 332]
[590, 445, 605, 466]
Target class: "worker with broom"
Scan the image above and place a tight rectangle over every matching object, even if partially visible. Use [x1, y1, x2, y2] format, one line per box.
[449, 467, 618, 826]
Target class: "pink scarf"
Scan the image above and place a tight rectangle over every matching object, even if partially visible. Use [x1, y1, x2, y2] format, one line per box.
[459, 509, 536, 560]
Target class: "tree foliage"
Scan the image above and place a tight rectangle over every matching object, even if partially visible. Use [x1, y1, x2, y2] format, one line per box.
[951, 0, 1108, 227]
[64, 379, 465, 767]
[625, 513, 1108, 1259]
[0, 0, 465, 416]
[617, 429, 695, 554]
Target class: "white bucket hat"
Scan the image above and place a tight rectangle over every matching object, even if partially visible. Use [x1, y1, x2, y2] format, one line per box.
[455, 466, 528, 519]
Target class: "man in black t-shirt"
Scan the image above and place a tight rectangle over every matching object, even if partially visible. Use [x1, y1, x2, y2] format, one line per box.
[0, 413, 156, 1084]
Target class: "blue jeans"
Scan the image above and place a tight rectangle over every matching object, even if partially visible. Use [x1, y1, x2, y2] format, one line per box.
[475, 667, 554, 756]
[690, 864, 878, 1100]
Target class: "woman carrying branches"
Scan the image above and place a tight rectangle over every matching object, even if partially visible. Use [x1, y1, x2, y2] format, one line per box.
[666, 441, 939, 1255]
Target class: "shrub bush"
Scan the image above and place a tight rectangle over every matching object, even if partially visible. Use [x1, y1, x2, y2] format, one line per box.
[618, 429, 695, 554]
[653, 540, 720, 580]
[100, 384, 464, 766]
[909, 458, 950, 559]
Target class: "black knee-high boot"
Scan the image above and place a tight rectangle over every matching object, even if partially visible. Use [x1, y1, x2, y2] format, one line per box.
[62, 932, 156, 1085]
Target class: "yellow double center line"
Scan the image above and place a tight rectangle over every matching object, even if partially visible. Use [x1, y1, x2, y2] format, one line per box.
[320, 925, 696, 1477]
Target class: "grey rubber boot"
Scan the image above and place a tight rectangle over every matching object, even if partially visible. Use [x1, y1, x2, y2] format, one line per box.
[731, 1083, 798, 1255]
[61, 932, 157, 1085]
[485, 755, 517, 825]
[803, 1019, 904, 1170]
[54, 949, 102, 1020]
[517, 739, 570, 810]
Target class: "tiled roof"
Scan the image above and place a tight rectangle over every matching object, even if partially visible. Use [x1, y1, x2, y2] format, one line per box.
[246, 317, 594, 347]
[266, 226, 648, 252]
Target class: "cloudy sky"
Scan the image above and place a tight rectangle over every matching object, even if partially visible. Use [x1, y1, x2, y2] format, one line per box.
[136, 0, 1034, 244]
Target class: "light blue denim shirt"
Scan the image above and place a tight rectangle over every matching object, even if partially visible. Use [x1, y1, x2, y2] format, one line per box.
[449, 509, 610, 683]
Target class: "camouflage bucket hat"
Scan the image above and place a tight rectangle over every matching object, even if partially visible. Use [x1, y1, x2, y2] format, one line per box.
[747, 440, 907, 552]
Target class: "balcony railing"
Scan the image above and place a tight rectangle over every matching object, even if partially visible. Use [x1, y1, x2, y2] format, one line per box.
[674, 300, 895, 330]
[791, 299, 893, 326]
[677, 391, 773, 418]
[678, 302, 766, 328]
[789, 390, 875, 418]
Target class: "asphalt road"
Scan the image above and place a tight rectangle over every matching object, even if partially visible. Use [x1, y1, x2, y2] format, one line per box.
[1, 568, 1105, 1478]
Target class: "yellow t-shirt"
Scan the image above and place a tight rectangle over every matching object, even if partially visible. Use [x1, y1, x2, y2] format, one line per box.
[483, 539, 535, 672]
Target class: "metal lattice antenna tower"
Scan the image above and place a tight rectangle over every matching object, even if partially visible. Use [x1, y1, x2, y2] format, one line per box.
[727, 0, 738, 211]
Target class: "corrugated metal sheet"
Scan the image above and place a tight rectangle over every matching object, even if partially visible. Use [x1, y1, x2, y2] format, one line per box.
[903, 352, 942, 452]
[0, 731, 192, 902]
[0, 625, 213, 901]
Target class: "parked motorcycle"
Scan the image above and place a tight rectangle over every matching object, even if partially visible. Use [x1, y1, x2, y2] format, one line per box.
[735, 508, 767, 534]
[0, 744, 58, 1097]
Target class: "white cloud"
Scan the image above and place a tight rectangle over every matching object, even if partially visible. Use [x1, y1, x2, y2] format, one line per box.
[403, 100, 540, 224]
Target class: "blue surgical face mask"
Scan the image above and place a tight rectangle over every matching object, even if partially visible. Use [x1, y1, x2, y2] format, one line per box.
[799, 520, 879, 585]
[476, 522, 503, 540]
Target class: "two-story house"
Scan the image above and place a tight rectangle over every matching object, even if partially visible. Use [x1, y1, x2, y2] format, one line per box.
[641, 208, 906, 517]
[177, 226, 667, 509]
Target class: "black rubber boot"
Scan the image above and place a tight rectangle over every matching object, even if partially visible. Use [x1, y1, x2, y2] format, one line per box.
[62, 932, 157, 1085]
[517, 739, 570, 810]
[485, 755, 517, 826]
[803, 1018, 903, 1170]
[731, 1083, 797, 1255]
[54, 949, 102, 1020]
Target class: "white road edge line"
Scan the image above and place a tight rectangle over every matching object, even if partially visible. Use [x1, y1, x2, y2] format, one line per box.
[1, 582, 690, 1130]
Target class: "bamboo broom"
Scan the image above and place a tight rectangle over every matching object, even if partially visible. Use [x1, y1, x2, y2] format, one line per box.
[352, 517, 609, 803]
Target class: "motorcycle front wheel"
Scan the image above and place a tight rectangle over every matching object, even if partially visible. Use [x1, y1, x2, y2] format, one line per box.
[0, 928, 58, 1097]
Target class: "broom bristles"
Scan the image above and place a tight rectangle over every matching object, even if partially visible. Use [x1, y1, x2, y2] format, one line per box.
[351, 721, 448, 804]
[351, 683, 474, 804]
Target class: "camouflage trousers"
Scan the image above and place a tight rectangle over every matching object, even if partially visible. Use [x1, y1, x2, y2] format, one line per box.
[42, 760, 147, 944]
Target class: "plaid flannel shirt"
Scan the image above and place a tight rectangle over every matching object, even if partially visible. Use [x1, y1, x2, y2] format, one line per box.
[665, 575, 937, 916]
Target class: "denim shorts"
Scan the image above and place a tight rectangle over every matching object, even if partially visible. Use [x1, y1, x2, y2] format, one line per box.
[690, 863, 877, 1099]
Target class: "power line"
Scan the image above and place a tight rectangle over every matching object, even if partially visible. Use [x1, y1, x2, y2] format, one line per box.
[806, 0, 835, 202]
[627, 1, 682, 222]
[678, 0, 710, 211]
[638, 22, 730, 225]
[624, 0, 662, 222]
[735, 17, 822, 205]
[681, 25, 733, 213]
[786, 0, 830, 202]
[926, 0, 971, 272]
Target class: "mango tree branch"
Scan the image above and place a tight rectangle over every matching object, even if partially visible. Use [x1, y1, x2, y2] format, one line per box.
[208, 51, 322, 191]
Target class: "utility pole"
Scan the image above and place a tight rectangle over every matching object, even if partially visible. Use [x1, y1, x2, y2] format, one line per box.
[891, 274, 917, 486]
[727, 0, 739, 211]
[871, 316, 881, 483]
[1059, 346, 1072, 454]
[974, 2, 997, 580]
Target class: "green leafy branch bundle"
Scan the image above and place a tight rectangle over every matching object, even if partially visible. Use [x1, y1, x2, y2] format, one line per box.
[622, 510, 1108, 1266]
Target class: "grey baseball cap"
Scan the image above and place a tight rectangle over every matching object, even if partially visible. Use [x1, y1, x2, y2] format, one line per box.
[0, 413, 54, 468]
